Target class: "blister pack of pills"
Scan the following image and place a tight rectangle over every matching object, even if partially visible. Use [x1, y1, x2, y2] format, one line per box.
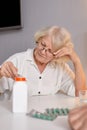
[27, 108, 70, 121]
[45, 108, 69, 116]
[27, 109, 57, 121]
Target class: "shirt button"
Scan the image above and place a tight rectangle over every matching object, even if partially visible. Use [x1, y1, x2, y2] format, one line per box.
[39, 76, 42, 79]
[38, 91, 40, 94]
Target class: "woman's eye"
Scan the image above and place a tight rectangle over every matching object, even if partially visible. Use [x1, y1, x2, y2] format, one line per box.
[41, 42, 46, 47]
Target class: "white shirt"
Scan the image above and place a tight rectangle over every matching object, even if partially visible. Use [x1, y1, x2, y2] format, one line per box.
[0, 49, 75, 96]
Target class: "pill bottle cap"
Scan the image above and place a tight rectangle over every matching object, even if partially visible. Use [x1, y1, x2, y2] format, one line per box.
[15, 77, 26, 81]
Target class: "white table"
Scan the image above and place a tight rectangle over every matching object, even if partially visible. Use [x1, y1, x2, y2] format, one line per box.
[0, 93, 80, 130]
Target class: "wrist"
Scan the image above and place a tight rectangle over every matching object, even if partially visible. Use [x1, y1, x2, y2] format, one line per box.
[73, 53, 81, 64]
[75, 89, 79, 96]
[73, 58, 81, 65]
[71, 52, 81, 65]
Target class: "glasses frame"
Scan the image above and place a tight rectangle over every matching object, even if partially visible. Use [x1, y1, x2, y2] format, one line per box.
[36, 41, 55, 57]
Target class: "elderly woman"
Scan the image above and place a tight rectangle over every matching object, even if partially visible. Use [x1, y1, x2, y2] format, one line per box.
[0, 26, 86, 96]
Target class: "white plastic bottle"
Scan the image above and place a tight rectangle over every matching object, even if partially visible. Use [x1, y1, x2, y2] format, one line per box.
[12, 77, 28, 113]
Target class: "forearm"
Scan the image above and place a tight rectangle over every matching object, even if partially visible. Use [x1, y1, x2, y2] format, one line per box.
[73, 58, 86, 96]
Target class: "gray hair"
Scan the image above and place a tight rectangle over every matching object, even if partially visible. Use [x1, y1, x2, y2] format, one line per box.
[34, 26, 74, 64]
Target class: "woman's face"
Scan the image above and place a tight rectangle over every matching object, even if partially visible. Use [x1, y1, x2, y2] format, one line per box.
[34, 36, 54, 64]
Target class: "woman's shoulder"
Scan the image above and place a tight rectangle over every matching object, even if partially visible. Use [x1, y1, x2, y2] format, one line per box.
[6, 48, 33, 61]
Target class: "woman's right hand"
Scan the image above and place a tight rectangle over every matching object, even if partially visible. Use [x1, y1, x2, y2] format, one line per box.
[0, 61, 18, 79]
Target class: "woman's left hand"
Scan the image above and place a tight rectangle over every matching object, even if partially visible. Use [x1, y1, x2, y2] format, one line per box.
[53, 45, 79, 64]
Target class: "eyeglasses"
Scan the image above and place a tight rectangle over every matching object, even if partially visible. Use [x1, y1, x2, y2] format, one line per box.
[37, 41, 55, 57]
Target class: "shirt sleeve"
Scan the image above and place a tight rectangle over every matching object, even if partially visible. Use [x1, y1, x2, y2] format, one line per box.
[0, 53, 19, 93]
[0, 77, 14, 93]
[0, 50, 27, 93]
[60, 63, 75, 96]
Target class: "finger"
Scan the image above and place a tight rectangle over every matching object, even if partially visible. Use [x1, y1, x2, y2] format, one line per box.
[1, 68, 12, 78]
[53, 49, 62, 55]
[68, 105, 87, 130]
[79, 118, 87, 130]
[7, 62, 18, 77]
[69, 111, 87, 130]
[68, 118, 81, 130]
[4, 63, 14, 77]
[53, 46, 72, 55]
[54, 48, 69, 58]
[1, 62, 18, 79]
[69, 105, 87, 117]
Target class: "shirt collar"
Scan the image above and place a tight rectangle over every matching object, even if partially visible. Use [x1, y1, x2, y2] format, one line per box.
[25, 48, 35, 63]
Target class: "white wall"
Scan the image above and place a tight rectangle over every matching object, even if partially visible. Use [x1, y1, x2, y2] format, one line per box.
[0, 0, 87, 78]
